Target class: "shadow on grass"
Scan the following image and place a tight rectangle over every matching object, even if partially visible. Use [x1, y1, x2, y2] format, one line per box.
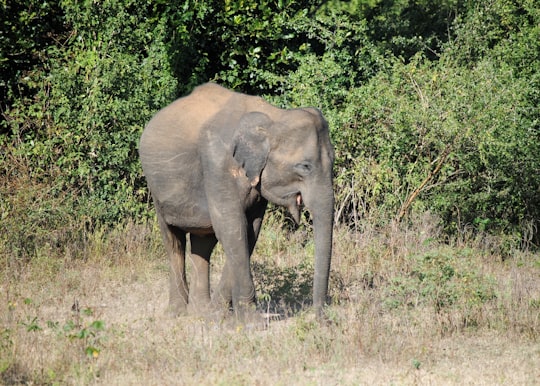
[252, 261, 315, 317]
[0, 362, 31, 386]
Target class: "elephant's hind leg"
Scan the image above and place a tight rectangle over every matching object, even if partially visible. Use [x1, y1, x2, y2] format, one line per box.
[188, 233, 217, 313]
[157, 211, 189, 316]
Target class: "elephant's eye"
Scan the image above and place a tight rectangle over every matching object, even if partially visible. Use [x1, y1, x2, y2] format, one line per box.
[293, 161, 313, 177]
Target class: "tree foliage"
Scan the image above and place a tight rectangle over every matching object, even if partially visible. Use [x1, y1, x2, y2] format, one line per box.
[1, 0, 539, 257]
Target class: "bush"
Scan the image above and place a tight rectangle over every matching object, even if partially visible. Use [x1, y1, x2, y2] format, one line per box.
[384, 248, 497, 314]
[1, 0, 539, 257]
[3, 0, 177, 227]
[324, 53, 539, 242]
[0, 0, 66, 131]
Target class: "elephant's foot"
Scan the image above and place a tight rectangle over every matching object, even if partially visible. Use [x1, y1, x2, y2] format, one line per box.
[187, 298, 213, 317]
[232, 299, 257, 319]
[211, 291, 233, 312]
[166, 298, 188, 318]
[230, 307, 274, 331]
[209, 291, 267, 326]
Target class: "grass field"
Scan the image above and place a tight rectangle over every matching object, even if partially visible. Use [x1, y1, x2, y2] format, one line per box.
[1, 215, 539, 385]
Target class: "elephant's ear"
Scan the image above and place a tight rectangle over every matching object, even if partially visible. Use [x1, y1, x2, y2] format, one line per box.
[232, 112, 271, 187]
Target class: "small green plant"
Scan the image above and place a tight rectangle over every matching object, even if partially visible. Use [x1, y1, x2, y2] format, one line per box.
[22, 317, 42, 332]
[60, 311, 106, 359]
[292, 313, 318, 343]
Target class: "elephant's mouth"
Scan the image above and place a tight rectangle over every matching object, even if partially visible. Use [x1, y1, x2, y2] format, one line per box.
[285, 192, 303, 224]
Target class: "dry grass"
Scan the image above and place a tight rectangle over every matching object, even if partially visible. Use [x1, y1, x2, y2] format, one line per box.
[1, 215, 539, 385]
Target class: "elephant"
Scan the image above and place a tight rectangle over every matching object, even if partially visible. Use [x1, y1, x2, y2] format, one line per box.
[139, 83, 334, 318]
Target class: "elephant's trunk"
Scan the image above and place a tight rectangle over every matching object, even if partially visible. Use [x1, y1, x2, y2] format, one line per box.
[303, 182, 334, 314]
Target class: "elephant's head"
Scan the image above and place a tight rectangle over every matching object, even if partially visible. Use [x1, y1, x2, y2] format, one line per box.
[232, 108, 335, 311]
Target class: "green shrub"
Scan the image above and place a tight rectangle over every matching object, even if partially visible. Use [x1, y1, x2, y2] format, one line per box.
[324, 53, 539, 241]
[1, 0, 539, 256]
[3, 0, 177, 227]
[384, 248, 497, 314]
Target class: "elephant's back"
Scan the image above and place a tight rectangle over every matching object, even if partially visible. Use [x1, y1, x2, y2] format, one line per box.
[142, 84, 232, 147]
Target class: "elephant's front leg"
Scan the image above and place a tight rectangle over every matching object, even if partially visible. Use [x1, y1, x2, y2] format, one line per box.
[203, 156, 259, 316]
[216, 200, 267, 312]
[210, 211, 256, 316]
